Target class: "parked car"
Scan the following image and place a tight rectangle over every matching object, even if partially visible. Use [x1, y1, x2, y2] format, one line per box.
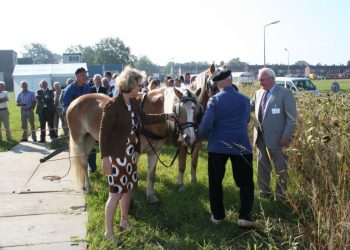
[275, 77, 320, 94]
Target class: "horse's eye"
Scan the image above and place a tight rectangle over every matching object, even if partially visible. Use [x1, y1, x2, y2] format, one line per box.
[191, 106, 196, 111]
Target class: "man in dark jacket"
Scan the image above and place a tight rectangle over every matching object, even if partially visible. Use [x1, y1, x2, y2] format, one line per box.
[36, 80, 57, 142]
[197, 69, 255, 228]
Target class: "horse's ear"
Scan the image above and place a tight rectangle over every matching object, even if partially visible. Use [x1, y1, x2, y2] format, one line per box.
[195, 87, 202, 97]
[209, 63, 215, 74]
[173, 87, 183, 99]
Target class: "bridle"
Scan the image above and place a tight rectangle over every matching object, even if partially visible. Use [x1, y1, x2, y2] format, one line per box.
[172, 90, 203, 155]
[172, 90, 203, 139]
[139, 90, 203, 166]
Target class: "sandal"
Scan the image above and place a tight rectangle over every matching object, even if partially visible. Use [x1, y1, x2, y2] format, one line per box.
[105, 233, 120, 245]
[119, 223, 133, 231]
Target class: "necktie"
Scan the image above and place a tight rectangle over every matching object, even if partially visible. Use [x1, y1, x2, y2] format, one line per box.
[258, 90, 269, 123]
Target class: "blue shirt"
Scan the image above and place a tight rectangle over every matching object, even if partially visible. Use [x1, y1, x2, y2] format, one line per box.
[62, 82, 91, 111]
[16, 90, 36, 109]
[197, 86, 252, 155]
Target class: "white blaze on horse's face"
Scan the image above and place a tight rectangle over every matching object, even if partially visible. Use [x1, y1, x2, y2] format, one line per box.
[181, 100, 197, 145]
[164, 87, 199, 146]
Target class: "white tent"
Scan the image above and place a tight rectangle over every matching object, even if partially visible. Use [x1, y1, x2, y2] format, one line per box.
[12, 63, 87, 100]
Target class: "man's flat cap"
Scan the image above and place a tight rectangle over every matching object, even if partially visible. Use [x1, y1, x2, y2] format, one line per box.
[211, 69, 231, 82]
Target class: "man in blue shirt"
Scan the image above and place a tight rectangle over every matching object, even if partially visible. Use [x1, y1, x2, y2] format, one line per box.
[63, 67, 97, 173]
[197, 69, 255, 228]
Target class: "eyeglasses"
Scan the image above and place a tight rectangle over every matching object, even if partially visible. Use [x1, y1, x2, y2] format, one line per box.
[258, 78, 270, 82]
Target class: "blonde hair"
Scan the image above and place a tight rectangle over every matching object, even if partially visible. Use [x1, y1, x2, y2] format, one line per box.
[115, 66, 145, 93]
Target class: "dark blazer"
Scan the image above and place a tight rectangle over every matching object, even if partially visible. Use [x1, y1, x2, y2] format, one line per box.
[100, 93, 166, 159]
[35, 88, 55, 114]
[91, 85, 108, 95]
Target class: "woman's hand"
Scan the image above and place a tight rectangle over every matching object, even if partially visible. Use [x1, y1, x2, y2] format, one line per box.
[102, 157, 112, 175]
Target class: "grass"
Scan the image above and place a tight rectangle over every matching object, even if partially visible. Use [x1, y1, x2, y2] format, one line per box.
[2, 89, 349, 249]
[312, 79, 350, 92]
[0, 92, 38, 151]
[86, 147, 299, 249]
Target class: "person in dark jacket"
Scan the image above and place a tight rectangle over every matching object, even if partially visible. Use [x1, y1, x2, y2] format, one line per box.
[196, 68, 255, 228]
[91, 74, 108, 95]
[36, 80, 57, 142]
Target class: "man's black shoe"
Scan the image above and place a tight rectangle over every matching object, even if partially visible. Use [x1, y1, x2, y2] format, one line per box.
[39, 140, 46, 143]
[20, 138, 28, 142]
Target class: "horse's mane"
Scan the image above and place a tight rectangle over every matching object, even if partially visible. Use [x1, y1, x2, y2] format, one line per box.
[145, 87, 166, 103]
[191, 70, 208, 104]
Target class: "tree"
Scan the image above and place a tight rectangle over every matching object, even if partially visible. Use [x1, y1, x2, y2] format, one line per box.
[134, 56, 159, 75]
[294, 60, 309, 66]
[23, 43, 58, 64]
[66, 37, 137, 65]
[65, 45, 96, 64]
[94, 37, 137, 65]
[227, 57, 248, 71]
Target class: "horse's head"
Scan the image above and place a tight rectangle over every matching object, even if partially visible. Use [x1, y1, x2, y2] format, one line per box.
[172, 87, 202, 146]
[189, 63, 217, 108]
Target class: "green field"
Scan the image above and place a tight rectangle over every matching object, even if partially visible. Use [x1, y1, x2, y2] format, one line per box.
[1, 90, 349, 249]
[312, 79, 350, 91]
[0, 92, 40, 151]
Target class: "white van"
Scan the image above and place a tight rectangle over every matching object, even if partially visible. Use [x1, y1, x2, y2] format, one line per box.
[275, 77, 320, 94]
[231, 72, 254, 86]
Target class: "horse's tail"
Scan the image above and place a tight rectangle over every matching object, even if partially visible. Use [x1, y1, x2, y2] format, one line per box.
[69, 133, 97, 190]
[69, 134, 87, 189]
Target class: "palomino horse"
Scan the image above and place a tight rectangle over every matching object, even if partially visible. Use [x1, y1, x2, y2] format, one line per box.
[66, 87, 202, 202]
[175, 64, 217, 191]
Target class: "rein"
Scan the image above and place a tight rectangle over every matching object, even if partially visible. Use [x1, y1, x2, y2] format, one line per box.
[139, 91, 201, 167]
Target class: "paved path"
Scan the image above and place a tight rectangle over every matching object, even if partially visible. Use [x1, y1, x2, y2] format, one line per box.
[0, 140, 87, 249]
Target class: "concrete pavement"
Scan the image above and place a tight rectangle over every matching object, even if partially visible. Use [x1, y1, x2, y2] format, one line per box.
[0, 140, 87, 249]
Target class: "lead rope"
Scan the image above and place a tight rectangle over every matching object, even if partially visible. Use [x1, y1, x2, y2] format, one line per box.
[144, 134, 180, 168]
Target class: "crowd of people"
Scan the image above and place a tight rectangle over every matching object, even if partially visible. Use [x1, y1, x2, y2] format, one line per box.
[0, 69, 119, 143]
[0, 66, 298, 245]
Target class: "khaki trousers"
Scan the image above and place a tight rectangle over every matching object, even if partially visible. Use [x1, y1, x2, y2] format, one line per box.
[0, 108, 11, 140]
[21, 109, 37, 140]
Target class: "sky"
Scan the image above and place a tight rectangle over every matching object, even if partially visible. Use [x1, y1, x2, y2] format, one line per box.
[1, 0, 349, 66]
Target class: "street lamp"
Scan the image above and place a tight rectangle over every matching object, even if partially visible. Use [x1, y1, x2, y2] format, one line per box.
[284, 48, 289, 76]
[264, 20, 280, 67]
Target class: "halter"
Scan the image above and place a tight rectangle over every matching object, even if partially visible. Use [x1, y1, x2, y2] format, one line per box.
[173, 90, 202, 135]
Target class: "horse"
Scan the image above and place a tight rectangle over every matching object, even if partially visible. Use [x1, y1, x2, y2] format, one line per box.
[175, 64, 217, 191]
[66, 87, 202, 203]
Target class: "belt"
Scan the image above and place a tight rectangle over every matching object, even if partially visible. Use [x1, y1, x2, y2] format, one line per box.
[0, 107, 8, 111]
[22, 108, 32, 111]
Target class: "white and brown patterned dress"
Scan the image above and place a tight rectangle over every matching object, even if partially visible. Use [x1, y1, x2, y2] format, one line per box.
[108, 105, 139, 193]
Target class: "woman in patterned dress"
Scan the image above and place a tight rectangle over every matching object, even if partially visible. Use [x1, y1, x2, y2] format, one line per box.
[100, 66, 175, 243]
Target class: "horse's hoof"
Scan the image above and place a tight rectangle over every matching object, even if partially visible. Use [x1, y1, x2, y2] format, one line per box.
[147, 194, 159, 204]
[178, 185, 185, 192]
[84, 186, 93, 194]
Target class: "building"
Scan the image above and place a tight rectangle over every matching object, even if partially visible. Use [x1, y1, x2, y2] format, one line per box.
[0, 50, 17, 90]
[62, 53, 83, 63]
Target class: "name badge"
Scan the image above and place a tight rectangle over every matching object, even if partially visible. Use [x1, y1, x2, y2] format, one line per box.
[272, 108, 280, 114]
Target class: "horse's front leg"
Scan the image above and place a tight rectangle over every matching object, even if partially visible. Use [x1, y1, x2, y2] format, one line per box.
[146, 152, 159, 203]
[190, 140, 202, 184]
[85, 168, 92, 193]
[176, 145, 187, 192]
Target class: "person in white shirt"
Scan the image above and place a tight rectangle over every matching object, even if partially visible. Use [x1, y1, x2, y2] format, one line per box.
[0, 81, 11, 141]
